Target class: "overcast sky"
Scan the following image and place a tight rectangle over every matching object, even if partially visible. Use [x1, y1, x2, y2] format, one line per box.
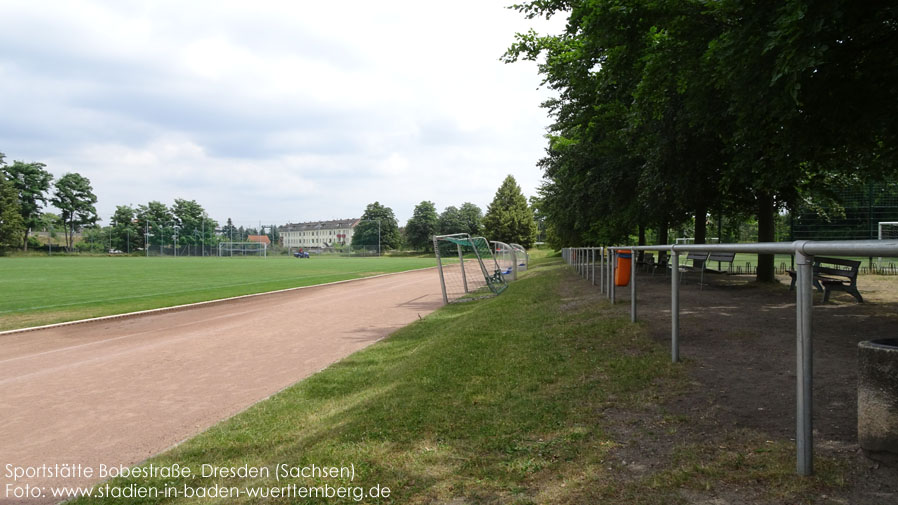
[0, 1, 561, 227]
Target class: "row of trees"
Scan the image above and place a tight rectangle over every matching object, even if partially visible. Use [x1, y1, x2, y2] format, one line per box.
[505, 0, 898, 281]
[403, 175, 538, 251]
[0, 152, 98, 251]
[348, 176, 538, 254]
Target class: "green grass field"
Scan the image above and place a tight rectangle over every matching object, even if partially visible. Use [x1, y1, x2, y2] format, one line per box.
[0, 256, 436, 332]
[65, 253, 847, 505]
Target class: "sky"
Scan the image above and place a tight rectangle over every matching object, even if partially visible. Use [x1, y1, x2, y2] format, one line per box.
[0, 0, 563, 228]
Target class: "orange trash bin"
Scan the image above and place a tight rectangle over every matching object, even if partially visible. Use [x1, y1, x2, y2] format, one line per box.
[614, 250, 632, 286]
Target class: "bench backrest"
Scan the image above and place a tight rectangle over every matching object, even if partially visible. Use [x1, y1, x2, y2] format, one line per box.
[813, 257, 860, 283]
[686, 252, 708, 262]
[708, 252, 735, 263]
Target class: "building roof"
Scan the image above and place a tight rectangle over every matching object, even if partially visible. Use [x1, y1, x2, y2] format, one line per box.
[279, 218, 360, 233]
[247, 235, 271, 244]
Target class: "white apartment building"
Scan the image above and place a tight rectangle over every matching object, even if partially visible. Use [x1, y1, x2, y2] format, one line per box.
[279, 218, 360, 249]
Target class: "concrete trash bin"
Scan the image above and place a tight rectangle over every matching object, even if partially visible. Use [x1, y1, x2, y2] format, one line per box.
[858, 338, 898, 464]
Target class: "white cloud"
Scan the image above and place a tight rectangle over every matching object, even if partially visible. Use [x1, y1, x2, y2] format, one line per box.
[0, 0, 563, 224]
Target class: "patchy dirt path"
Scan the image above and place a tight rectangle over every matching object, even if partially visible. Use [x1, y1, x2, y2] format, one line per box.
[0, 269, 442, 504]
[610, 269, 898, 504]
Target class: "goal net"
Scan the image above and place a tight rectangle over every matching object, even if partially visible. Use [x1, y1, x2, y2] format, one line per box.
[218, 241, 268, 257]
[433, 233, 508, 304]
[877, 222, 898, 269]
[510, 243, 528, 272]
[491, 241, 517, 281]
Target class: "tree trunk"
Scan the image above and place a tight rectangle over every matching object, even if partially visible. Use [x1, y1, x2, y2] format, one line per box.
[756, 192, 776, 282]
[694, 205, 707, 268]
[23, 229, 29, 251]
[637, 222, 646, 261]
[658, 224, 669, 264]
[694, 205, 707, 244]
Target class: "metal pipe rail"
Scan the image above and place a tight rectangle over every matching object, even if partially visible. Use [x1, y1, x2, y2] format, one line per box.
[564, 239, 898, 477]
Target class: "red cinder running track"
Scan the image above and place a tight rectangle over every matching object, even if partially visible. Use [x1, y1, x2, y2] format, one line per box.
[0, 269, 442, 504]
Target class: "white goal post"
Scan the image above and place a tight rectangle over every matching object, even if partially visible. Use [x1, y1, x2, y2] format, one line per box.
[491, 241, 518, 281]
[510, 243, 528, 272]
[218, 241, 268, 257]
[877, 222, 898, 267]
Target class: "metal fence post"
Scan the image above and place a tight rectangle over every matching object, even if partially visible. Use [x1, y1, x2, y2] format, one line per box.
[795, 249, 814, 476]
[591, 248, 595, 285]
[631, 247, 637, 322]
[599, 247, 605, 293]
[671, 249, 680, 363]
[607, 248, 613, 299]
[610, 249, 616, 304]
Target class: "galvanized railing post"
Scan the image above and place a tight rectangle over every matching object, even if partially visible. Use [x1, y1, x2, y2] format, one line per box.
[671, 249, 679, 363]
[591, 248, 596, 285]
[607, 247, 613, 299]
[631, 247, 637, 322]
[795, 248, 814, 476]
[610, 248, 616, 304]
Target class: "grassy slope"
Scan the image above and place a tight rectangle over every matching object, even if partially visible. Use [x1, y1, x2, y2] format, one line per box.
[70, 255, 849, 504]
[0, 256, 435, 331]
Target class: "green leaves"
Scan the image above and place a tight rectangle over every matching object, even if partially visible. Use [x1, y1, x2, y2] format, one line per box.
[483, 175, 538, 248]
[50, 172, 98, 251]
[405, 201, 439, 252]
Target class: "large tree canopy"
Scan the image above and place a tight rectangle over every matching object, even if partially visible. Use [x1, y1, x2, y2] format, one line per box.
[0, 159, 53, 250]
[506, 0, 898, 281]
[352, 201, 401, 252]
[0, 172, 25, 249]
[405, 200, 439, 251]
[51, 172, 98, 251]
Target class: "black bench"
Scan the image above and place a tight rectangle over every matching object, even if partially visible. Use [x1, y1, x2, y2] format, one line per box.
[788, 257, 863, 303]
[706, 252, 736, 273]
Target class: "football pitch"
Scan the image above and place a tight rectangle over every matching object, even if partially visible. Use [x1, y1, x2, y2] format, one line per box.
[0, 255, 437, 332]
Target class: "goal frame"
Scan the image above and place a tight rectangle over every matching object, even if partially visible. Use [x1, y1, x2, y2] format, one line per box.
[433, 233, 508, 304]
[218, 241, 268, 257]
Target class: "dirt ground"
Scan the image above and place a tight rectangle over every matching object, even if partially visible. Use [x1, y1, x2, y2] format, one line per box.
[603, 266, 898, 504]
[0, 269, 443, 505]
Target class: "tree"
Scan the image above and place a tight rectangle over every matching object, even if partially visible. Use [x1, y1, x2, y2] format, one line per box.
[506, 0, 898, 282]
[405, 201, 439, 251]
[351, 202, 401, 252]
[438, 206, 464, 234]
[136, 201, 174, 249]
[0, 160, 53, 250]
[0, 173, 25, 249]
[482, 175, 537, 248]
[221, 218, 238, 243]
[171, 199, 216, 252]
[458, 202, 483, 236]
[40, 212, 63, 251]
[51, 173, 98, 251]
[110, 205, 138, 253]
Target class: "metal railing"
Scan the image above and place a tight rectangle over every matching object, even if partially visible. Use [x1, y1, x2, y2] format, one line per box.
[562, 239, 898, 477]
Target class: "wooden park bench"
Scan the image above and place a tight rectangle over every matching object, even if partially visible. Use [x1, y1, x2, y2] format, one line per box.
[788, 257, 863, 303]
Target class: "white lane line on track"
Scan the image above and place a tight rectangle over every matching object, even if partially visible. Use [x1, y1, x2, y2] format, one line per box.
[0, 271, 434, 368]
[0, 267, 436, 337]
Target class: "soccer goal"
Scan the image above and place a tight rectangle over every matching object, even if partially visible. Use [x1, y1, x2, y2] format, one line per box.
[218, 241, 268, 257]
[433, 233, 508, 304]
[491, 241, 518, 281]
[510, 243, 528, 272]
[877, 222, 898, 268]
